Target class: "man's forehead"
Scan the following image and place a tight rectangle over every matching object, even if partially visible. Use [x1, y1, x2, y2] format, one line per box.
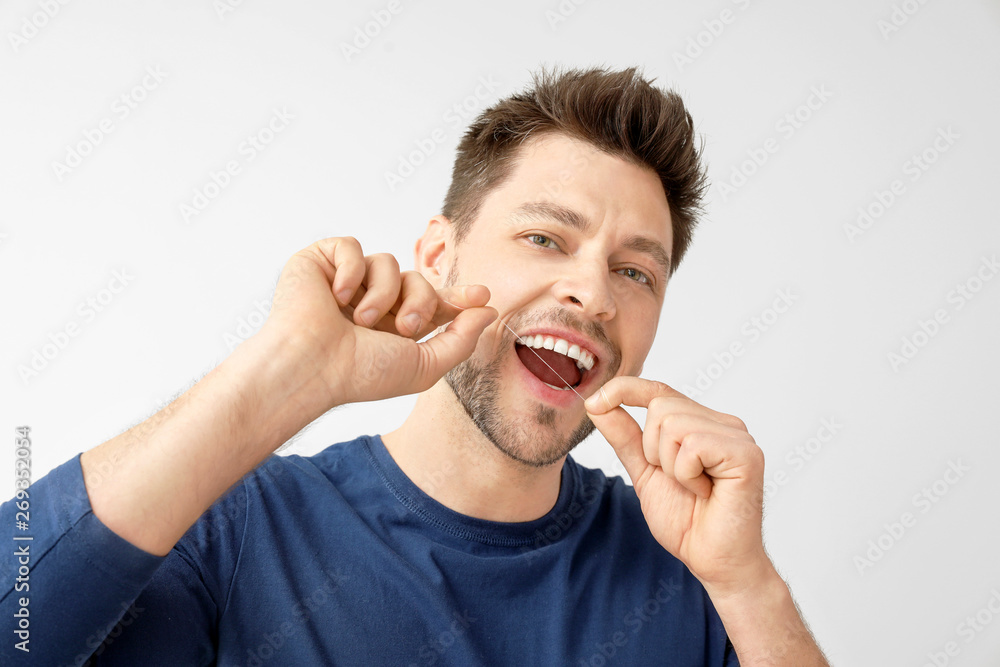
[511, 132, 603, 173]
[506, 133, 670, 217]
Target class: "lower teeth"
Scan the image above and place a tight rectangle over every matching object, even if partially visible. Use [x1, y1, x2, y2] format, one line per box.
[543, 382, 571, 391]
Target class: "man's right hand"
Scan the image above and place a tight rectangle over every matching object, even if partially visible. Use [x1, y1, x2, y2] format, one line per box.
[78, 236, 495, 557]
[260, 236, 498, 408]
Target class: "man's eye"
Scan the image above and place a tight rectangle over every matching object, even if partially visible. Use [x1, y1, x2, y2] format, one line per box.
[618, 267, 652, 285]
[529, 234, 554, 248]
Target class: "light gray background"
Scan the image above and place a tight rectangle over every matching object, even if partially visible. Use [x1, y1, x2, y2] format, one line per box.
[2, 1, 998, 664]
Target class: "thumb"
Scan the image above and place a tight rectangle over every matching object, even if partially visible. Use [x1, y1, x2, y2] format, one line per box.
[415, 306, 497, 385]
[587, 402, 649, 486]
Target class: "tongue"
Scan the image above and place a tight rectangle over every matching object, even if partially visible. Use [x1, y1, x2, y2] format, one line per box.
[516, 345, 582, 388]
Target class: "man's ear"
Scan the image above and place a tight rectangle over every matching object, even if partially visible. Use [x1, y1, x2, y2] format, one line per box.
[414, 214, 452, 289]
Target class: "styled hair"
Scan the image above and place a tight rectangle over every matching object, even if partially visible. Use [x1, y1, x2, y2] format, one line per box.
[441, 65, 708, 275]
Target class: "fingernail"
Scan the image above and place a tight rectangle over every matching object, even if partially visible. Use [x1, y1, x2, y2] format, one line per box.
[402, 313, 421, 333]
[360, 308, 379, 326]
[584, 394, 599, 411]
[337, 289, 352, 305]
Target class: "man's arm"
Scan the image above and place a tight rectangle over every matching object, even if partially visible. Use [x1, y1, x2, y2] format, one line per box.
[80, 327, 328, 556]
[584, 378, 829, 666]
[705, 566, 828, 665]
[81, 236, 498, 557]
[1, 237, 498, 665]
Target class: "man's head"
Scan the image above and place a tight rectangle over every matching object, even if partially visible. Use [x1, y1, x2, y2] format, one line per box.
[415, 66, 707, 468]
[441, 66, 707, 277]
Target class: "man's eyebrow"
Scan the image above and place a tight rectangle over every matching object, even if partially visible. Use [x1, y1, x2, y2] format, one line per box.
[509, 201, 673, 280]
[510, 201, 591, 232]
[621, 235, 672, 280]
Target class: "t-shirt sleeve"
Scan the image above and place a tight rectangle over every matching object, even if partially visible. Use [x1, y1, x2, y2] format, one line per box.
[84, 473, 253, 666]
[0, 454, 164, 665]
[1, 454, 248, 666]
[82, 544, 223, 665]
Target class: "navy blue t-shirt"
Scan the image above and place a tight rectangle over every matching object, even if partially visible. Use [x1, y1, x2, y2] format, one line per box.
[1, 434, 738, 666]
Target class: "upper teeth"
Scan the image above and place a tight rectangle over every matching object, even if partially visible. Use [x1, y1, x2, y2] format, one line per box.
[517, 334, 595, 372]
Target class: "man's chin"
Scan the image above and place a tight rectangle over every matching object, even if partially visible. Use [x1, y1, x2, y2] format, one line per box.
[498, 413, 595, 468]
[444, 360, 595, 468]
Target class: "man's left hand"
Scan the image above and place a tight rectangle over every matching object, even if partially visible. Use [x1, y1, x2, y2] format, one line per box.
[585, 376, 773, 595]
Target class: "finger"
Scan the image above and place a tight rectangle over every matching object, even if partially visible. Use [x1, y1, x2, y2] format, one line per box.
[368, 282, 494, 339]
[647, 412, 740, 465]
[585, 376, 684, 415]
[586, 403, 650, 487]
[325, 237, 367, 306]
[588, 376, 749, 431]
[353, 253, 402, 328]
[673, 435, 714, 499]
[394, 271, 438, 337]
[428, 284, 492, 327]
[674, 432, 761, 499]
[413, 306, 498, 387]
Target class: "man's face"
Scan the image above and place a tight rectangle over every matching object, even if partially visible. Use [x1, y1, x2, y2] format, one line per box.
[439, 132, 673, 467]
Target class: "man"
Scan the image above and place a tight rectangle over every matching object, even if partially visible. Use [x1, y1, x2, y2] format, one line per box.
[1, 66, 828, 665]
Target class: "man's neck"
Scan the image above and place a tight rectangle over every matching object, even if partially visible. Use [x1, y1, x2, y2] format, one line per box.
[381, 381, 564, 523]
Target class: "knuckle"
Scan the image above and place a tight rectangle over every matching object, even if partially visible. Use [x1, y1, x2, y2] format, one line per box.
[648, 395, 666, 414]
[651, 380, 672, 395]
[681, 430, 707, 450]
[371, 252, 400, 269]
[657, 409, 680, 432]
[720, 412, 747, 431]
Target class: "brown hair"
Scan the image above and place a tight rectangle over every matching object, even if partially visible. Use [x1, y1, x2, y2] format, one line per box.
[441, 65, 708, 276]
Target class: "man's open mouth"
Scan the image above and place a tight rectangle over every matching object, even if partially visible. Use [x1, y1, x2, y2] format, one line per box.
[514, 333, 597, 391]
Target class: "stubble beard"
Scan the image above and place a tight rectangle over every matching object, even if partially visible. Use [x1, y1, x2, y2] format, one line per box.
[445, 343, 596, 468]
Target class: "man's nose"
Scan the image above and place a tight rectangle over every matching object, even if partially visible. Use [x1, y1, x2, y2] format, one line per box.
[554, 260, 616, 322]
